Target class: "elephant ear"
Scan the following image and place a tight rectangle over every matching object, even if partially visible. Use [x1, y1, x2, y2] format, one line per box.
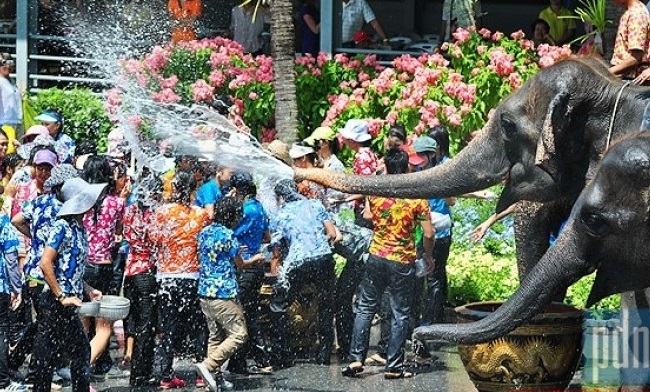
[535, 90, 572, 181]
[587, 259, 650, 307]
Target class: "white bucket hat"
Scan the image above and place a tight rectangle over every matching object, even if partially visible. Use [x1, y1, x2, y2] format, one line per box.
[57, 177, 107, 217]
[339, 119, 371, 142]
[289, 144, 315, 159]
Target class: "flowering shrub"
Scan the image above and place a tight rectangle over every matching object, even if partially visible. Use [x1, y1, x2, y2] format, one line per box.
[113, 37, 383, 140]
[325, 27, 572, 154]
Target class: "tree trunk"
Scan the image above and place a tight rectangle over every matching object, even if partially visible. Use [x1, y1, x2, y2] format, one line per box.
[270, 0, 298, 144]
[603, 0, 623, 61]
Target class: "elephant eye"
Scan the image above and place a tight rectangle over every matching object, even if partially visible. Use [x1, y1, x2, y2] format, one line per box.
[500, 114, 517, 139]
[579, 210, 610, 238]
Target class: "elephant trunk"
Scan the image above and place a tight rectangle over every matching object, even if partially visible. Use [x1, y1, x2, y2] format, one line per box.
[295, 129, 509, 199]
[413, 221, 591, 344]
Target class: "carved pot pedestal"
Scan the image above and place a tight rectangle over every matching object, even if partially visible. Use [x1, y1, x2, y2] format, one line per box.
[456, 301, 583, 392]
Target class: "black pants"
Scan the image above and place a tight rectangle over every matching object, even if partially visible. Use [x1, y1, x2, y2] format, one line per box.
[0, 293, 12, 388]
[334, 254, 365, 358]
[155, 278, 206, 382]
[349, 254, 415, 373]
[229, 266, 269, 370]
[32, 292, 90, 392]
[9, 282, 44, 374]
[421, 236, 452, 325]
[124, 273, 157, 385]
[270, 254, 335, 363]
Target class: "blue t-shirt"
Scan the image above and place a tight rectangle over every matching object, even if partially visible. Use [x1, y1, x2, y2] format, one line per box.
[0, 214, 20, 294]
[194, 178, 223, 208]
[270, 198, 332, 264]
[197, 224, 240, 299]
[46, 218, 88, 298]
[428, 156, 452, 238]
[22, 194, 62, 281]
[233, 198, 269, 260]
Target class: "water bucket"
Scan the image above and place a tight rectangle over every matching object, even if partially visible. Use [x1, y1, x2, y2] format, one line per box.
[98, 295, 131, 321]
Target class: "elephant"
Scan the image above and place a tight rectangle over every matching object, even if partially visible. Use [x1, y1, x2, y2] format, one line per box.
[295, 58, 650, 280]
[410, 131, 650, 343]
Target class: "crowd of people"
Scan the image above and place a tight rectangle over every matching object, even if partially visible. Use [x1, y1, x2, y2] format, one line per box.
[0, 97, 500, 392]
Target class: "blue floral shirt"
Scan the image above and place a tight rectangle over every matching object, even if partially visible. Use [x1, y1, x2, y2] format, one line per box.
[22, 194, 62, 281]
[54, 133, 76, 164]
[195, 178, 223, 208]
[233, 198, 268, 260]
[197, 224, 240, 299]
[270, 198, 332, 264]
[46, 218, 88, 297]
[0, 214, 20, 295]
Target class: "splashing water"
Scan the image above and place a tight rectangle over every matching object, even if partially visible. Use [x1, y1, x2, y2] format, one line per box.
[56, 2, 295, 283]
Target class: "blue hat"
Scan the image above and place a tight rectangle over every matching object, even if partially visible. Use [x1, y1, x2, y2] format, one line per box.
[34, 111, 63, 124]
[413, 136, 438, 153]
[339, 119, 371, 142]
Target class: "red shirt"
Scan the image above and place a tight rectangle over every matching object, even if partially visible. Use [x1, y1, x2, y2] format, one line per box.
[123, 205, 155, 277]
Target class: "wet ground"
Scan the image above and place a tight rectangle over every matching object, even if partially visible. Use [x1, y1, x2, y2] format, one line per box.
[80, 342, 621, 392]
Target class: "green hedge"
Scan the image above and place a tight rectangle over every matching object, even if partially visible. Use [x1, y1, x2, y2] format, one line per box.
[27, 88, 114, 152]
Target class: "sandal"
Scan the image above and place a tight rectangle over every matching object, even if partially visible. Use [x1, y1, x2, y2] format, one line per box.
[341, 362, 364, 377]
[384, 370, 414, 379]
[364, 353, 387, 366]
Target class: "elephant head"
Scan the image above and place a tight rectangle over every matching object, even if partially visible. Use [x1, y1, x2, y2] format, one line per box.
[413, 132, 650, 344]
[296, 58, 650, 212]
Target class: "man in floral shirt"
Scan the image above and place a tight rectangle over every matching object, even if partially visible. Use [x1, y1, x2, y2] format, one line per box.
[195, 196, 265, 392]
[342, 147, 435, 380]
[609, 0, 650, 79]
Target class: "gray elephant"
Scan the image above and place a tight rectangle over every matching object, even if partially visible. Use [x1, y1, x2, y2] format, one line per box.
[410, 131, 650, 343]
[295, 58, 650, 280]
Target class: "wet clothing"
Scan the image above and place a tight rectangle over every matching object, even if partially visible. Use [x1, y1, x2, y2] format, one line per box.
[367, 196, 430, 264]
[46, 218, 88, 298]
[123, 272, 157, 386]
[270, 198, 332, 266]
[194, 178, 223, 209]
[0, 214, 20, 295]
[197, 224, 240, 299]
[352, 147, 377, 176]
[22, 194, 61, 282]
[83, 194, 124, 265]
[123, 205, 155, 276]
[233, 198, 268, 260]
[149, 203, 209, 277]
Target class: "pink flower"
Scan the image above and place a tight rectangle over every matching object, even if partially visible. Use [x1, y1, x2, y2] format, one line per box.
[510, 30, 525, 40]
[191, 79, 214, 103]
[508, 72, 522, 90]
[448, 113, 462, 127]
[261, 127, 277, 143]
[128, 115, 143, 128]
[452, 28, 471, 44]
[160, 75, 179, 89]
[478, 28, 492, 39]
[248, 92, 258, 100]
[334, 53, 349, 64]
[367, 119, 383, 137]
[477, 45, 488, 55]
[491, 32, 505, 41]
[143, 46, 169, 72]
[209, 70, 226, 87]
[151, 88, 180, 104]
[386, 110, 399, 125]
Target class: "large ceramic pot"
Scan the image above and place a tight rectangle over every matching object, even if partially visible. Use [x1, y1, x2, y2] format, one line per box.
[456, 301, 583, 392]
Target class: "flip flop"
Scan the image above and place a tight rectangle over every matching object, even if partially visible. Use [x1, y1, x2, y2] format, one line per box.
[384, 370, 414, 379]
[341, 363, 364, 377]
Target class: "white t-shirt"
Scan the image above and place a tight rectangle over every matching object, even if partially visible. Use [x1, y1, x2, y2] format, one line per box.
[342, 0, 376, 43]
[0, 77, 21, 126]
[231, 6, 270, 54]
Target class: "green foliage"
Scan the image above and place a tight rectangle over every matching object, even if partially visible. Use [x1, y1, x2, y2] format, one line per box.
[28, 88, 114, 152]
[447, 196, 620, 314]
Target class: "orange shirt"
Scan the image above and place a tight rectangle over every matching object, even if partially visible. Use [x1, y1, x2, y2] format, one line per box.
[149, 202, 210, 275]
[367, 196, 430, 264]
[168, 0, 202, 43]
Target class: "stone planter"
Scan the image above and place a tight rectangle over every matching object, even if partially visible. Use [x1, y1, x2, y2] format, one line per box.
[455, 301, 583, 392]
